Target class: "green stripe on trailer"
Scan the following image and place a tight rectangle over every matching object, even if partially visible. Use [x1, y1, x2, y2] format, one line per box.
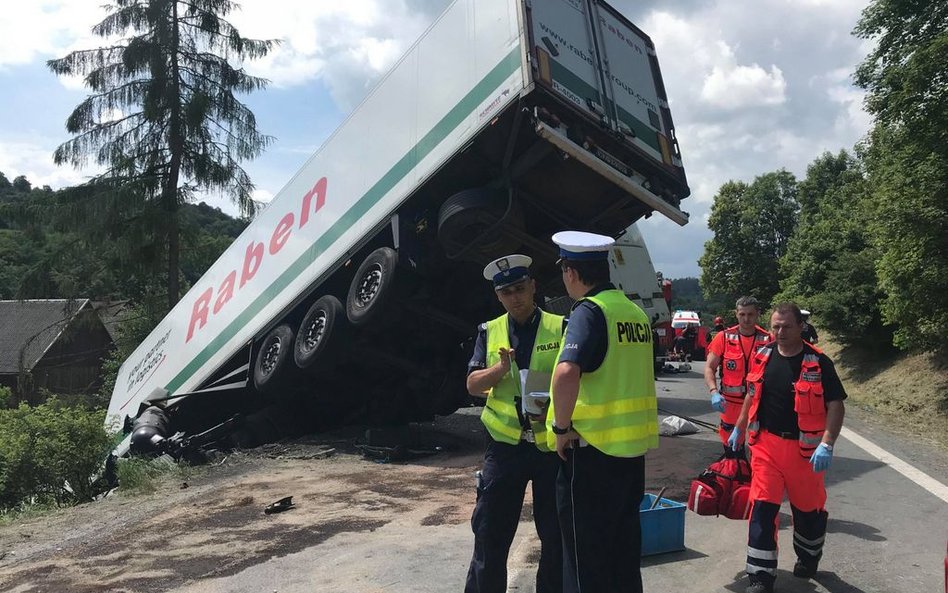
[164, 47, 522, 393]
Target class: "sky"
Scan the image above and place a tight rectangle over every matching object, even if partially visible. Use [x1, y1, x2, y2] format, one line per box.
[0, 0, 874, 279]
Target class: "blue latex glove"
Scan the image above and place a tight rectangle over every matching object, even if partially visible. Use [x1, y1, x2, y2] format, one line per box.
[810, 443, 833, 472]
[710, 391, 725, 413]
[727, 427, 743, 451]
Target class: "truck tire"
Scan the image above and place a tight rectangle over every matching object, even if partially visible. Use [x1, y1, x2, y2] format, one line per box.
[437, 187, 523, 262]
[295, 295, 349, 372]
[346, 247, 398, 326]
[253, 324, 295, 395]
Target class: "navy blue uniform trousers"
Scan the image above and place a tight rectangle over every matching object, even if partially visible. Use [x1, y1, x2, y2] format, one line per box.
[558, 446, 645, 593]
[465, 437, 563, 593]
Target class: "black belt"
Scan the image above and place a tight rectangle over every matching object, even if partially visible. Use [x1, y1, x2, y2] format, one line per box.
[767, 429, 799, 440]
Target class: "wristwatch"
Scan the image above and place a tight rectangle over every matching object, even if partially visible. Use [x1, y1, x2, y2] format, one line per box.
[551, 422, 572, 435]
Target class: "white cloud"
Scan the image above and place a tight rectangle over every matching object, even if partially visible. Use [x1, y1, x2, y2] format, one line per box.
[0, 1, 115, 74]
[0, 137, 94, 189]
[229, 1, 438, 109]
[251, 188, 274, 204]
[700, 63, 787, 108]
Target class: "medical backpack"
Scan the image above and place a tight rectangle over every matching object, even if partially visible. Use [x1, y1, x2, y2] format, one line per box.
[687, 451, 752, 520]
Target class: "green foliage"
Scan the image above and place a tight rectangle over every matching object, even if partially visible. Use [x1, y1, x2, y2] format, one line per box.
[0, 386, 12, 409]
[115, 456, 191, 495]
[0, 172, 246, 302]
[47, 0, 276, 308]
[699, 170, 799, 307]
[862, 128, 948, 352]
[668, 277, 729, 319]
[776, 151, 891, 347]
[0, 398, 112, 511]
[854, 0, 948, 352]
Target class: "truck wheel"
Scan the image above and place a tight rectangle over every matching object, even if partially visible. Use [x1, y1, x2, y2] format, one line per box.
[253, 324, 295, 395]
[295, 295, 349, 372]
[437, 187, 523, 262]
[347, 247, 398, 326]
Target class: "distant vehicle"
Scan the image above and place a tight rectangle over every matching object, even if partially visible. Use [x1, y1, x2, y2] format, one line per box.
[109, 0, 690, 456]
[670, 310, 709, 361]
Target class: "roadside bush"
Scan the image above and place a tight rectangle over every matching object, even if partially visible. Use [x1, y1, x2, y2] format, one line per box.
[0, 386, 12, 409]
[0, 398, 112, 512]
[116, 456, 191, 495]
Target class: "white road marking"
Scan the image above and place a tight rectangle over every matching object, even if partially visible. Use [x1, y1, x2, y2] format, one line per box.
[841, 426, 948, 504]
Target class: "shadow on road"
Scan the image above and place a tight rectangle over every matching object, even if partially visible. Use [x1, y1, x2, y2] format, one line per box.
[825, 518, 886, 542]
[722, 569, 870, 593]
[641, 547, 708, 567]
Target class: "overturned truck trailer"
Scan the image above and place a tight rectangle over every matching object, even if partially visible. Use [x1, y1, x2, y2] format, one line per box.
[109, 0, 690, 454]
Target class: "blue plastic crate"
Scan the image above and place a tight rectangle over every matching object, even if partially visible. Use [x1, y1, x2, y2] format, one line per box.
[640, 494, 686, 556]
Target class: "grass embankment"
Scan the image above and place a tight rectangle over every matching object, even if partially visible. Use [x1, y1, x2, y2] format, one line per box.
[820, 335, 948, 451]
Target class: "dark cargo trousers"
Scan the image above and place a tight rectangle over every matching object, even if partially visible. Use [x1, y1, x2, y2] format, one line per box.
[465, 437, 563, 593]
[557, 446, 645, 593]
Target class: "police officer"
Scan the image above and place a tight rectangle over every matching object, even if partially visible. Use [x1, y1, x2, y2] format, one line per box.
[704, 296, 772, 448]
[800, 309, 819, 344]
[730, 303, 847, 593]
[546, 231, 659, 593]
[464, 254, 564, 593]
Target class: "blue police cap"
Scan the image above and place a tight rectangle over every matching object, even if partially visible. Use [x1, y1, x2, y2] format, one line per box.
[552, 230, 615, 262]
[483, 254, 533, 290]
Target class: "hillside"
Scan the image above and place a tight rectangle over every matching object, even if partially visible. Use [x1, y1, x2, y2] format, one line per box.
[0, 170, 247, 301]
[821, 334, 948, 452]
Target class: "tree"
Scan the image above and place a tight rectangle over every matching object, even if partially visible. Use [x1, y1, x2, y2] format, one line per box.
[12, 176, 32, 193]
[699, 170, 799, 307]
[854, 0, 948, 351]
[48, 0, 276, 309]
[776, 151, 890, 347]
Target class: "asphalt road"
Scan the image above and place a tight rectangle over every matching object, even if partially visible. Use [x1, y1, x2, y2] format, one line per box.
[2, 362, 945, 593]
[165, 361, 948, 593]
[643, 361, 948, 593]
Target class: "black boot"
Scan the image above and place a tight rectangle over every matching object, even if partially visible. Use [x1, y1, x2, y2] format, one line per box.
[793, 557, 819, 578]
[746, 573, 774, 593]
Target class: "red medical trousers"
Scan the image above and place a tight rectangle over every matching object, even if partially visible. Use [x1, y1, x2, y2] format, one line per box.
[745, 430, 828, 582]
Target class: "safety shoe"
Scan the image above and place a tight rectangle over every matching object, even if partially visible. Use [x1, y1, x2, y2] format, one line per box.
[745, 574, 774, 593]
[793, 558, 819, 578]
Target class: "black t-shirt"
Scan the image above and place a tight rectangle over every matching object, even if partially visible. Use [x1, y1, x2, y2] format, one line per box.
[758, 346, 847, 436]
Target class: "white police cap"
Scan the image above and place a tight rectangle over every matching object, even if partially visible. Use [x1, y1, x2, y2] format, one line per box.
[551, 230, 615, 262]
[483, 254, 533, 290]
[800, 309, 811, 317]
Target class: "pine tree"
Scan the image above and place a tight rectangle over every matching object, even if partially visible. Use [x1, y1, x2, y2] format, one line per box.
[48, 0, 277, 309]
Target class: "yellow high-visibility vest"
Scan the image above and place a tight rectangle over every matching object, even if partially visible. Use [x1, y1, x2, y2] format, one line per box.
[483, 310, 563, 451]
[546, 289, 658, 457]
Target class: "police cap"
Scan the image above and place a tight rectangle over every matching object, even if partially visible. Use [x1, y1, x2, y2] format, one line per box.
[483, 254, 533, 290]
[551, 230, 614, 263]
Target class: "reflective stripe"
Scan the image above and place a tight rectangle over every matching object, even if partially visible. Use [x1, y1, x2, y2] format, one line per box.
[800, 433, 823, 446]
[748, 420, 759, 432]
[746, 547, 778, 561]
[481, 406, 523, 442]
[487, 398, 518, 417]
[571, 396, 657, 419]
[721, 385, 745, 394]
[803, 354, 820, 363]
[793, 532, 825, 547]
[746, 564, 777, 576]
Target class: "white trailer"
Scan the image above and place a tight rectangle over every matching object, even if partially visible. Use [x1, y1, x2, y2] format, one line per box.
[109, 0, 690, 452]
